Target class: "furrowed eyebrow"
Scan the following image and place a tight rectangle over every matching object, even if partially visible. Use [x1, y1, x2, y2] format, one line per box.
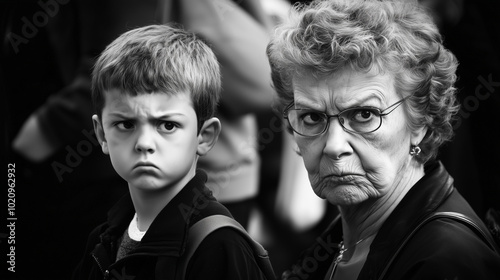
[293, 99, 324, 110]
[108, 112, 132, 119]
[151, 113, 185, 119]
[336, 93, 385, 109]
[107, 112, 186, 119]
[293, 95, 384, 113]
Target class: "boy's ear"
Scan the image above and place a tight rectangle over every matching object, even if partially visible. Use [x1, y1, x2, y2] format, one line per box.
[197, 117, 221, 156]
[92, 115, 109, 155]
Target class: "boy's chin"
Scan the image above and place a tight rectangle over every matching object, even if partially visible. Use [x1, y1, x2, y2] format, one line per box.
[128, 177, 168, 191]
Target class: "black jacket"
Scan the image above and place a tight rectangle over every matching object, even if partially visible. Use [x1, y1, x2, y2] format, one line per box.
[72, 171, 267, 280]
[283, 161, 500, 280]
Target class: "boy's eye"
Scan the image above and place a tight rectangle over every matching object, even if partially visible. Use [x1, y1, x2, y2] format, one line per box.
[116, 121, 134, 130]
[159, 121, 178, 132]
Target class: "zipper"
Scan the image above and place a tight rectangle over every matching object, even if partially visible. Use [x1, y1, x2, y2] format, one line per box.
[92, 253, 109, 279]
[93, 252, 160, 279]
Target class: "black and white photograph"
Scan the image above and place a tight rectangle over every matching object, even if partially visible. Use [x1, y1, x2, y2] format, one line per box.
[2, 0, 500, 279]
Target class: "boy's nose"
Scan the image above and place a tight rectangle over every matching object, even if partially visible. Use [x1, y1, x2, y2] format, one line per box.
[135, 129, 156, 154]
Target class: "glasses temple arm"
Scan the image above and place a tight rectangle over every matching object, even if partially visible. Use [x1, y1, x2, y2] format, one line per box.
[379, 97, 408, 116]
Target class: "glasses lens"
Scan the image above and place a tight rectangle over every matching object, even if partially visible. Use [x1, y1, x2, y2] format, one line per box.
[340, 108, 382, 133]
[287, 109, 327, 136]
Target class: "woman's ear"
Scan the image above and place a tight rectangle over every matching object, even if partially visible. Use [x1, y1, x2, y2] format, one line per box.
[197, 117, 221, 156]
[92, 115, 109, 155]
[411, 125, 428, 147]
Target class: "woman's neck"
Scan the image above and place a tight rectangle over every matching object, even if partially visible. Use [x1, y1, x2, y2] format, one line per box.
[339, 161, 425, 248]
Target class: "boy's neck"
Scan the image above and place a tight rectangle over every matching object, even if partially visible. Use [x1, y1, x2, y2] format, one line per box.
[129, 171, 196, 232]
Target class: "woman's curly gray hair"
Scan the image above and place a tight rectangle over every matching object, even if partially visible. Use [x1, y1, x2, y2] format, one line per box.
[267, 0, 459, 163]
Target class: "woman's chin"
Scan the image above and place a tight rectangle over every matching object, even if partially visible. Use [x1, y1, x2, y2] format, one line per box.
[322, 184, 368, 206]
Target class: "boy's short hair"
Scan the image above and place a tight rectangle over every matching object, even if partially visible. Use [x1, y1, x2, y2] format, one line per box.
[92, 24, 221, 131]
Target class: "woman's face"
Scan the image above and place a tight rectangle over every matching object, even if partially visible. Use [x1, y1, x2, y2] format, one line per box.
[292, 68, 419, 206]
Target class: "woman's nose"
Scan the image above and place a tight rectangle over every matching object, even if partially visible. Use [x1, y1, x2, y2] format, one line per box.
[323, 118, 353, 159]
[135, 127, 156, 153]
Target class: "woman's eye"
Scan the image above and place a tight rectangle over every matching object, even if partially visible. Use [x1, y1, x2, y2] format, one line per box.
[351, 109, 378, 122]
[116, 121, 134, 130]
[160, 121, 178, 132]
[301, 112, 325, 125]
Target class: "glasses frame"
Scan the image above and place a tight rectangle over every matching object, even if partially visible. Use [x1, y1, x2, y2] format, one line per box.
[283, 96, 409, 137]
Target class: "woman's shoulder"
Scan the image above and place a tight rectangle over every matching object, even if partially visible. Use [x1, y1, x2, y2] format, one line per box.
[413, 216, 495, 254]
[385, 216, 500, 279]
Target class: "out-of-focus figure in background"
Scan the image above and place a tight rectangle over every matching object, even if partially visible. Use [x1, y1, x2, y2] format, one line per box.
[165, 0, 275, 229]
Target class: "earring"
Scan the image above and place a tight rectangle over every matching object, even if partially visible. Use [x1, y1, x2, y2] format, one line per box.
[410, 145, 421, 156]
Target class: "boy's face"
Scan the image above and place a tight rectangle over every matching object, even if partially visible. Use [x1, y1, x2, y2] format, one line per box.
[94, 89, 201, 192]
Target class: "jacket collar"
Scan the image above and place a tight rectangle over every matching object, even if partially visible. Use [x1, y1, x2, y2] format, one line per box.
[99, 170, 210, 258]
[358, 160, 454, 279]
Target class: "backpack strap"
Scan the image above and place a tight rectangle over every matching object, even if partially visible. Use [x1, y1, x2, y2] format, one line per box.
[177, 215, 276, 280]
[378, 211, 499, 280]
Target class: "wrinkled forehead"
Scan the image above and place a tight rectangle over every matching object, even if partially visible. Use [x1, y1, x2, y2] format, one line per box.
[291, 67, 397, 111]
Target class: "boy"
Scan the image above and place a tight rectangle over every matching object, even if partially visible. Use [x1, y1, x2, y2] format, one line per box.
[72, 24, 269, 280]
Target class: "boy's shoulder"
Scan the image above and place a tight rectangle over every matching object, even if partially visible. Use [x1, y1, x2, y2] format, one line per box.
[176, 170, 232, 222]
[183, 214, 271, 280]
[180, 172, 272, 279]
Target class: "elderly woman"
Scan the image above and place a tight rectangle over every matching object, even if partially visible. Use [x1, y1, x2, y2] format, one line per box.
[267, 0, 500, 279]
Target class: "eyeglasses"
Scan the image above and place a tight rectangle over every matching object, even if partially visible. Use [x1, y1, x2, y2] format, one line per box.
[283, 97, 408, 137]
